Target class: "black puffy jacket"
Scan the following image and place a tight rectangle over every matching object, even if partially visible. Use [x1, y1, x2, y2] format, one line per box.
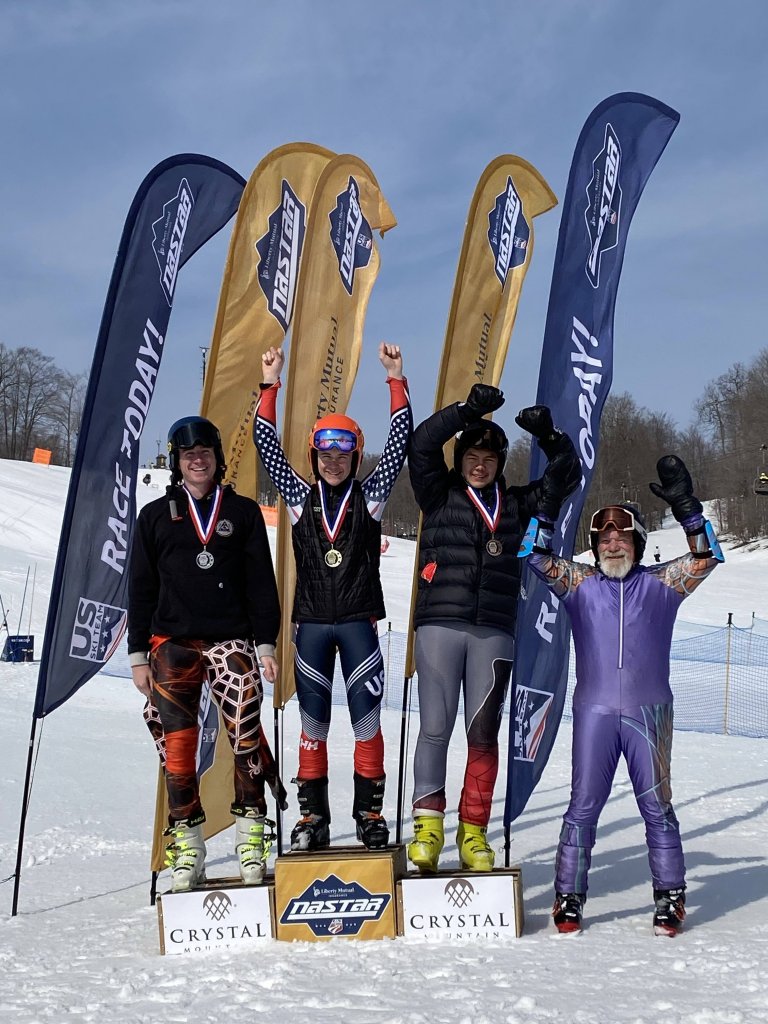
[410, 402, 545, 635]
[291, 481, 385, 623]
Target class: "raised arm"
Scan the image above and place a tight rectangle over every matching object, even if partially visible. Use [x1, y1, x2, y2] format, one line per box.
[647, 454, 721, 597]
[253, 346, 311, 525]
[408, 383, 504, 514]
[361, 343, 412, 520]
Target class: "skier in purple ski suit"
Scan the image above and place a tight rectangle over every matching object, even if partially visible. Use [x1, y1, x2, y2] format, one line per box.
[527, 455, 722, 937]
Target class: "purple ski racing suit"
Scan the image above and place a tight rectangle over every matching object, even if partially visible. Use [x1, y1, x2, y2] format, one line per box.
[529, 526, 719, 895]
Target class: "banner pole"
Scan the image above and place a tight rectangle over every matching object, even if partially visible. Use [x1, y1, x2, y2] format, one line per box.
[395, 673, 412, 844]
[11, 714, 40, 916]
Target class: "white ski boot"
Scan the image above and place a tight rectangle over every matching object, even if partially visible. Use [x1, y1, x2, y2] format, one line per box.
[165, 819, 207, 892]
[235, 810, 272, 885]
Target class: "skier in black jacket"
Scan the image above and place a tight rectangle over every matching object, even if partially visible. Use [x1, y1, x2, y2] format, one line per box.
[407, 383, 580, 873]
[128, 416, 282, 892]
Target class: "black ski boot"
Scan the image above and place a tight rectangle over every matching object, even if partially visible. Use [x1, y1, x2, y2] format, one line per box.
[553, 892, 585, 934]
[352, 773, 389, 850]
[653, 887, 686, 937]
[290, 777, 331, 852]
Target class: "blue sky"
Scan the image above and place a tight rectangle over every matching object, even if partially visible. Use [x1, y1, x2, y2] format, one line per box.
[1, 0, 766, 456]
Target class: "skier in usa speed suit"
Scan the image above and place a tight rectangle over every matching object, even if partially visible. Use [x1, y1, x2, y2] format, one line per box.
[527, 455, 721, 936]
[254, 342, 411, 853]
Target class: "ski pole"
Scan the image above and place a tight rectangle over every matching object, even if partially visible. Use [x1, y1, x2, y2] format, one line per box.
[26, 564, 37, 637]
[16, 567, 30, 636]
[395, 672, 412, 844]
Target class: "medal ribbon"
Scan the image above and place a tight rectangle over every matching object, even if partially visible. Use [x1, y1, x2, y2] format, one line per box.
[465, 483, 501, 535]
[183, 485, 223, 547]
[319, 479, 354, 545]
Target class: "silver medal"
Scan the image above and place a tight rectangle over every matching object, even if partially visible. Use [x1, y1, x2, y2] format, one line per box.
[486, 538, 503, 556]
[325, 548, 343, 568]
[196, 550, 215, 569]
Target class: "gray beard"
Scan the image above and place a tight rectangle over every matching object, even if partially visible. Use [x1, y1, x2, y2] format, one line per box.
[599, 552, 634, 579]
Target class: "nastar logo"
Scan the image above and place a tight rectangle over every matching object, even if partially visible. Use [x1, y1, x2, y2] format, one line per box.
[202, 890, 232, 922]
[280, 874, 390, 936]
[215, 519, 233, 537]
[513, 684, 554, 762]
[488, 176, 530, 287]
[584, 123, 622, 288]
[151, 178, 195, 305]
[255, 180, 306, 330]
[69, 598, 127, 662]
[329, 176, 373, 295]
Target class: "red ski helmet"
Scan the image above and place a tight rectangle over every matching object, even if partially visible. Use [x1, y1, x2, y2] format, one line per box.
[308, 414, 365, 478]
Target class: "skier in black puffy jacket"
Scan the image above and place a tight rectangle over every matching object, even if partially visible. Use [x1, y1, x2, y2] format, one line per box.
[407, 383, 580, 873]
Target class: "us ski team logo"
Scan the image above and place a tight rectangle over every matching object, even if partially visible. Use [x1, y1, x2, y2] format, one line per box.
[487, 176, 530, 287]
[69, 598, 127, 662]
[513, 684, 554, 762]
[329, 175, 373, 295]
[255, 180, 306, 331]
[151, 178, 195, 305]
[584, 123, 622, 288]
[280, 874, 391, 936]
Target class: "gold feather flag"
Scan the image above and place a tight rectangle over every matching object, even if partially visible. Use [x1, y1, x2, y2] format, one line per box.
[201, 142, 336, 499]
[405, 156, 557, 675]
[273, 154, 396, 708]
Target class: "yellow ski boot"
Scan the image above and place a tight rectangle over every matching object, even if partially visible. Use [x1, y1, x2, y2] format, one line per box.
[457, 821, 494, 871]
[407, 815, 444, 873]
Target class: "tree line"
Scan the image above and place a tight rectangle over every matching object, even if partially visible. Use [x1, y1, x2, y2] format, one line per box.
[299, 345, 768, 549]
[0, 344, 87, 465]
[5, 340, 767, 547]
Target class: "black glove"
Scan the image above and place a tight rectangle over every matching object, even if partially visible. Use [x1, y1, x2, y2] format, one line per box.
[649, 455, 703, 523]
[515, 405, 565, 459]
[537, 447, 581, 524]
[465, 383, 505, 418]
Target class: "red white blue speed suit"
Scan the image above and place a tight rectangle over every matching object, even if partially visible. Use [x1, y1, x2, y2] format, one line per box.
[253, 377, 411, 782]
[529, 523, 719, 895]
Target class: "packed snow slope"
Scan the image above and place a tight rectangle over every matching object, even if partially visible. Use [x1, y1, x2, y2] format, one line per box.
[1, 459, 768, 1024]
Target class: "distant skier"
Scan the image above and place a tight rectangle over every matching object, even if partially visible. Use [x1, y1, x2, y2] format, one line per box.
[525, 455, 722, 936]
[654, 544, 661, 563]
[128, 416, 282, 892]
[254, 342, 411, 852]
[406, 385, 580, 873]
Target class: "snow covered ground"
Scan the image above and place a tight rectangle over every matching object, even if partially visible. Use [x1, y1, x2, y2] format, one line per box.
[2, 459, 768, 1024]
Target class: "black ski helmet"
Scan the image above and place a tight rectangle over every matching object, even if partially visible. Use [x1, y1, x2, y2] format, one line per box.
[454, 419, 508, 482]
[590, 502, 648, 564]
[167, 416, 226, 485]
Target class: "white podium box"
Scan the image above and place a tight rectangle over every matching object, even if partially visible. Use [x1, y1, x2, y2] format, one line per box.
[396, 867, 524, 940]
[157, 876, 274, 955]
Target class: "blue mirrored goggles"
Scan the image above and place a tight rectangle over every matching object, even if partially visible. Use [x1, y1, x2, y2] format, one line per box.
[311, 428, 358, 453]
